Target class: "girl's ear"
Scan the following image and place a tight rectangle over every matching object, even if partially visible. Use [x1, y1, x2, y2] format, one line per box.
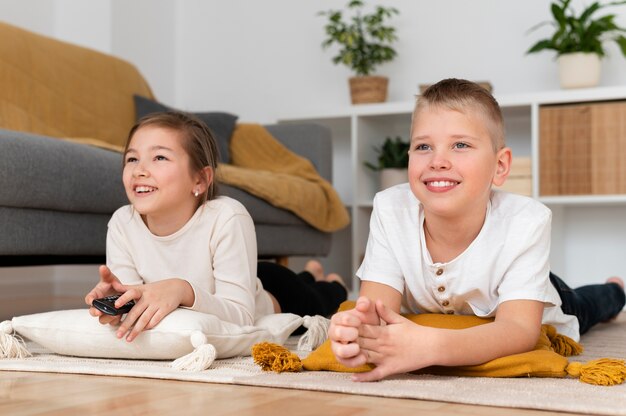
[492, 147, 512, 187]
[194, 166, 214, 194]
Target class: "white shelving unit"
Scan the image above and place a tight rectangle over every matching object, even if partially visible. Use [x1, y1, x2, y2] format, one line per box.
[279, 86, 626, 291]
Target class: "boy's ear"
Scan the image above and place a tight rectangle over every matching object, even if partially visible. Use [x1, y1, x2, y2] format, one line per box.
[492, 147, 512, 187]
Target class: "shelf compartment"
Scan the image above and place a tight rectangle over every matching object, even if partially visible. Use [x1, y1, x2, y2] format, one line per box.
[539, 100, 626, 196]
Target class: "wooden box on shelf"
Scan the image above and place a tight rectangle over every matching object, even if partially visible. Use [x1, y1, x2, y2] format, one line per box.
[539, 100, 626, 196]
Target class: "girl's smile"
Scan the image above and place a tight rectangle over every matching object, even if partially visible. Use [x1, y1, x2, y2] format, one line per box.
[122, 126, 203, 236]
[133, 185, 157, 195]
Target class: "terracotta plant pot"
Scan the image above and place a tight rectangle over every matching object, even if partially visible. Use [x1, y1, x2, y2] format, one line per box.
[349, 76, 388, 104]
[558, 52, 601, 89]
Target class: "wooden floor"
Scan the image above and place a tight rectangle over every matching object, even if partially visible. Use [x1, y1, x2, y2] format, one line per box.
[0, 370, 586, 416]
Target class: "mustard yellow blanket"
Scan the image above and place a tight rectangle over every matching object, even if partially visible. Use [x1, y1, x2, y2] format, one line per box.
[217, 124, 350, 233]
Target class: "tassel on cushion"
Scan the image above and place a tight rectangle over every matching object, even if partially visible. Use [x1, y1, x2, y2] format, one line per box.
[251, 342, 302, 373]
[170, 331, 216, 371]
[545, 325, 584, 357]
[566, 358, 626, 386]
[297, 315, 330, 351]
[0, 320, 32, 359]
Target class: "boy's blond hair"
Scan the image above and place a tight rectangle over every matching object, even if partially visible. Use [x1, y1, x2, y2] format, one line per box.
[412, 78, 505, 151]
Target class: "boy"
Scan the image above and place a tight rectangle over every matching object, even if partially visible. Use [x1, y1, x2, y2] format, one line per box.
[328, 78, 625, 382]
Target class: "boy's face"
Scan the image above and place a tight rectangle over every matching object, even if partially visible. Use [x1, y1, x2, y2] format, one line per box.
[408, 105, 511, 219]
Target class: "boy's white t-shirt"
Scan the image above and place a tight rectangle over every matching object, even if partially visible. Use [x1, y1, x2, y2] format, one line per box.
[106, 196, 274, 327]
[357, 184, 580, 341]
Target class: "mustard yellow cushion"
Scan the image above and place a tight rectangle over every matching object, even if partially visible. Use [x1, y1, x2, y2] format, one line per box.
[302, 301, 571, 379]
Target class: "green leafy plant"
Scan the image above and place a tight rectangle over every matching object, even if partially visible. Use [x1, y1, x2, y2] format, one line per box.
[319, 0, 399, 76]
[364, 136, 409, 171]
[527, 0, 626, 57]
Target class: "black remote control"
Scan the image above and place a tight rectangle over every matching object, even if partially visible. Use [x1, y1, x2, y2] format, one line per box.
[92, 295, 135, 316]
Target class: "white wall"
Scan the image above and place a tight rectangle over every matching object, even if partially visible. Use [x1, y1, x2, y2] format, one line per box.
[174, 0, 626, 122]
[110, 0, 178, 105]
[53, 0, 111, 52]
[2, 0, 625, 121]
[0, 0, 55, 35]
[0, 0, 111, 51]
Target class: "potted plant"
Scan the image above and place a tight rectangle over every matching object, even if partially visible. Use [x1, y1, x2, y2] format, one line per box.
[527, 0, 626, 89]
[364, 136, 409, 190]
[319, 0, 399, 104]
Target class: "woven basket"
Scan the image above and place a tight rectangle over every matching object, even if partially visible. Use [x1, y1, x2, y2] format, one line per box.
[349, 76, 388, 104]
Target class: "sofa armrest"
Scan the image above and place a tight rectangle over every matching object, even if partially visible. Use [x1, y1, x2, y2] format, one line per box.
[264, 124, 332, 182]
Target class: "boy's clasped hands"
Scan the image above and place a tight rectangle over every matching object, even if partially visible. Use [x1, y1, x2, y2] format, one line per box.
[329, 296, 438, 382]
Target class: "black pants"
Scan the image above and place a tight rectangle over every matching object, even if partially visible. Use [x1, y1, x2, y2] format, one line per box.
[257, 261, 347, 318]
[550, 272, 625, 335]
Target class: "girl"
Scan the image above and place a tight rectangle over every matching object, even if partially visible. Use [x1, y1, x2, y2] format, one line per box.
[84, 111, 347, 342]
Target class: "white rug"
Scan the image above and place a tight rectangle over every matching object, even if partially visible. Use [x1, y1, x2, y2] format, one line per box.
[1, 314, 625, 416]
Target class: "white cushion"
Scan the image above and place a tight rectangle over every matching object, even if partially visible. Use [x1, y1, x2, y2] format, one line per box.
[10, 308, 303, 360]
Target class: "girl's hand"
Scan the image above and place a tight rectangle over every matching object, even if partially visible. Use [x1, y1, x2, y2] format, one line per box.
[84, 265, 125, 326]
[115, 278, 194, 342]
[329, 296, 381, 368]
[352, 300, 436, 382]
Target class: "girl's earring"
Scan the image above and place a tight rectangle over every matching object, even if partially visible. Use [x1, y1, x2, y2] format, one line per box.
[194, 190, 199, 197]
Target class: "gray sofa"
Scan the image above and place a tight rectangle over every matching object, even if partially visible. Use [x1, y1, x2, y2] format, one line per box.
[0, 22, 336, 266]
[0, 124, 333, 266]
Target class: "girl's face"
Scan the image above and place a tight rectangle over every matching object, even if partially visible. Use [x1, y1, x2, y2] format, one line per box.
[408, 106, 511, 221]
[123, 126, 202, 235]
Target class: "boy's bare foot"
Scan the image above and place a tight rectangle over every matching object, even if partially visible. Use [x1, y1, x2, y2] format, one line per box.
[304, 260, 325, 282]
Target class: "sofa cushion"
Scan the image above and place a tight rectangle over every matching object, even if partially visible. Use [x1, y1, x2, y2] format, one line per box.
[0, 129, 127, 214]
[265, 124, 332, 182]
[134, 95, 237, 163]
[220, 185, 305, 226]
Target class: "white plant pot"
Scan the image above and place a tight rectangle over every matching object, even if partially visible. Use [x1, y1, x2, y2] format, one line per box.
[379, 168, 408, 190]
[558, 52, 601, 89]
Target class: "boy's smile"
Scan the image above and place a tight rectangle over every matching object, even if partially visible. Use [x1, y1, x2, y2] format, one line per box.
[408, 105, 510, 220]
[423, 179, 460, 192]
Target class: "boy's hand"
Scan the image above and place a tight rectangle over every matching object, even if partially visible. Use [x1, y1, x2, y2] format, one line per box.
[352, 296, 382, 326]
[114, 278, 193, 342]
[85, 265, 125, 326]
[352, 300, 436, 382]
[329, 296, 382, 367]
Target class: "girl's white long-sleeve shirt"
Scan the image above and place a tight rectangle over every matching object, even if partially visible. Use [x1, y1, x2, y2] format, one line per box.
[106, 196, 274, 326]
